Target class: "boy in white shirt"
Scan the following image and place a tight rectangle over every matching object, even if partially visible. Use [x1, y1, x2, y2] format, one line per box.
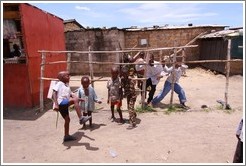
[52, 71, 91, 142]
[145, 54, 165, 105]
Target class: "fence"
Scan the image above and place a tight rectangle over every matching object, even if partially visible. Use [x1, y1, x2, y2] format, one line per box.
[39, 39, 243, 112]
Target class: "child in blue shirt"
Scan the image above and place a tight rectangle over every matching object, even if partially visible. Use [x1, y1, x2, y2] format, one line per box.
[78, 76, 102, 129]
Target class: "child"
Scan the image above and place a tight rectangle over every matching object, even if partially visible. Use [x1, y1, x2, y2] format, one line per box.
[233, 118, 243, 163]
[52, 71, 91, 142]
[134, 51, 146, 90]
[145, 54, 164, 105]
[107, 66, 124, 123]
[78, 76, 102, 129]
[121, 67, 137, 127]
[151, 57, 188, 107]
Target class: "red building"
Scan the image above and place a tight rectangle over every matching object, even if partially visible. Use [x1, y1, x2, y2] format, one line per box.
[3, 3, 66, 108]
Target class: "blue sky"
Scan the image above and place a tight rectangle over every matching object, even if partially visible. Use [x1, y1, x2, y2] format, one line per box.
[28, 1, 243, 28]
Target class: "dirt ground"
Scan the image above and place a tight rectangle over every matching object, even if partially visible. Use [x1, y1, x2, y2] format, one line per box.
[2, 67, 244, 164]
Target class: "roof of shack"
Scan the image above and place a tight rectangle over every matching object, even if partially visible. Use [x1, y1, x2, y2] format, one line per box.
[199, 28, 243, 39]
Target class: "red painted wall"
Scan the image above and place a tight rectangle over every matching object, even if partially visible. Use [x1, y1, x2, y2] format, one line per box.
[3, 3, 66, 108]
[20, 4, 67, 107]
[3, 64, 32, 108]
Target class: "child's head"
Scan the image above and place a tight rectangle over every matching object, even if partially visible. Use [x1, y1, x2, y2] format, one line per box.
[81, 76, 90, 89]
[148, 54, 155, 66]
[57, 71, 70, 83]
[121, 66, 128, 78]
[111, 66, 119, 80]
[139, 51, 145, 59]
[175, 57, 183, 68]
[13, 44, 20, 51]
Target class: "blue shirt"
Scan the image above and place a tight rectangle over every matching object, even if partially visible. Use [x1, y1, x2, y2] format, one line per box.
[78, 85, 99, 112]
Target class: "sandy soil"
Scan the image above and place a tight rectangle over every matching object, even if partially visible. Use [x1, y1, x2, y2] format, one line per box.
[2, 67, 244, 164]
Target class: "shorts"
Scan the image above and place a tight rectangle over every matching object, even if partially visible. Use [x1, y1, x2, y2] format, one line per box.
[59, 99, 69, 119]
[111, 100, 122, 108]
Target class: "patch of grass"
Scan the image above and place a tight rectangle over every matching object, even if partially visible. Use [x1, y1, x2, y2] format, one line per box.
[216, 105, 224, 110]
[164, 105, 187, 115]
[201, 107, 212, 112]
[215, 105, 234, 114]
[223, 108, 235, 114]
[135, 105, 156, 113]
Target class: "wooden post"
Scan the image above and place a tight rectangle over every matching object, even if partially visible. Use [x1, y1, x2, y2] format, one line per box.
[224, 39, 231, 109]
[67, 52, 71, 72]
[181, 48, 185, 63]
[141, 51, 150, 108]
[40, 51, 46, 112]
[181, 48, 186, 76]
[169, 48, 177, 107]
[116, 48, 120, 67]
[159, 50, 162, 62]
[88, 46, 94, 87]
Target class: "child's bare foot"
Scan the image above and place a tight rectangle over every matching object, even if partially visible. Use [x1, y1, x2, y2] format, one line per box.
[82, 125, 86, 130]
[120, 119, 125, 124]
[109, 116, 116, 121]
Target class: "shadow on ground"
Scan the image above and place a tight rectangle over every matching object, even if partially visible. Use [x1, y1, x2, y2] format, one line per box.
[3, 100, 53, 121]
[62, 131, 99, 151]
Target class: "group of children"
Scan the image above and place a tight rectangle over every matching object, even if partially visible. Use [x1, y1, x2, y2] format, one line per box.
[52, 52, 190, 142]
[52, 64, 138, 142]
[52, 53, 243, 163]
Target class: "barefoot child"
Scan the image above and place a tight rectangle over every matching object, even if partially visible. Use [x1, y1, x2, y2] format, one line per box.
[121, 67, 137, 127]
[107, 66, 124, 123]
[78, 76, 102, 129]
[52, 71, 91, 142]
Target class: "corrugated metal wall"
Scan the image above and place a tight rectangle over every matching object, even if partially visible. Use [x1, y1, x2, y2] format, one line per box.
[20, 4, 67, 107]
[199, 37, 243, 75]
[3, 3, 66, 108]
[200, 38, 227, 73]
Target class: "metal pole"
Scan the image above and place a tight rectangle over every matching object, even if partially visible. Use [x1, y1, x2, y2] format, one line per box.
[40, 51, 46, 112]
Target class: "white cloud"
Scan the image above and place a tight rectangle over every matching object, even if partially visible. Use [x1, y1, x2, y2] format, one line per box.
[118, 3, 218, 25]
[75, 5, 90, 11]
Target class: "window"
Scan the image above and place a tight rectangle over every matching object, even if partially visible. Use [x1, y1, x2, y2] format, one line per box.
[3, 4, 26, 64]
[139, 38, 148, 47]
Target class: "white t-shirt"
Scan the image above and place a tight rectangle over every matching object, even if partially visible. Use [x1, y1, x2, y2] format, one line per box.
[146, 61, 165, 85]
[135, 58, 146, 71]
[52, 81, 71, 104]
[164, 64, 188, 83]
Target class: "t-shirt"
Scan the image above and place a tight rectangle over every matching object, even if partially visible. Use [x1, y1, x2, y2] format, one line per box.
[52, 81, 71, 104]
[78, 85, 99, 112]
[164, 64, 188, 83]
[107, 77, 121, 102]
[146, 61, 165, 85]
[135, 58, 146, 71]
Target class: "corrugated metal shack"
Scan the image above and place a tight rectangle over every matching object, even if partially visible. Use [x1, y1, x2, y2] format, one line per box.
[198, 28, 243, 75]
[3, 3, 67, 108]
